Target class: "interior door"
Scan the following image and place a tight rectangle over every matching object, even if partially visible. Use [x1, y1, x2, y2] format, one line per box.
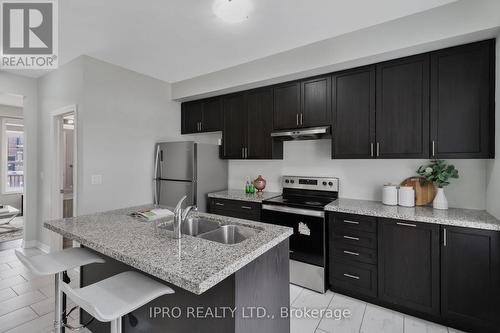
[376, 54, 430, 158]
[158, 180, 194, 208]
[158, 142, 194, 181]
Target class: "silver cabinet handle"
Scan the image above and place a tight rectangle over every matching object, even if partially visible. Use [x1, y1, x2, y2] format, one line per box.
[343, 220, 359, 225]
[370, 143, 374, 157]
[300, 113, 303, 125]
[343, 235, 360, 241]
[443, 228, 447, 247]
[343, 273, 360, 280]
[397, 222, 417, 228]
[215, 202, 224, 206]
[432, 140, 436, 157]
[241, 206, 252, 210]
[376, 142, 380, 157]
[245, 147, 248, 159]
[241, 147, 244, 159]
[343, 250, 360, 256]
[296, 114, 299, 126]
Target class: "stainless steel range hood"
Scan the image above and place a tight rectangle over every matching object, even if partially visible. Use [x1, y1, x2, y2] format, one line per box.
[271, 126, 330, 141]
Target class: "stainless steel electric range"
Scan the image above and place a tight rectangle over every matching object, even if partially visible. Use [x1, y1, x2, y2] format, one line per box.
[261, 176, 339, 293]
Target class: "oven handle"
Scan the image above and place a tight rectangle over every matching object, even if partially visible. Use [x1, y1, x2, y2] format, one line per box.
[262, 204, 325, 218]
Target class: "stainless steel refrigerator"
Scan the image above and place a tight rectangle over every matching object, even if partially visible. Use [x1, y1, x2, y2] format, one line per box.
[154, 141, 227, 211]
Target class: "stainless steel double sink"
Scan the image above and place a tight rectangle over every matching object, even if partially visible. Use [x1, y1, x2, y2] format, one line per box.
[159, 217, 260, 244]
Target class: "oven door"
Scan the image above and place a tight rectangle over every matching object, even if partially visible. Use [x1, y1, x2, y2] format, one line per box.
[261, 204, 325, 267]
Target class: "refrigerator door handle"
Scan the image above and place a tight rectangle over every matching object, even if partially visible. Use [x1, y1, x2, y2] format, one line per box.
[154, 145, 160, 205]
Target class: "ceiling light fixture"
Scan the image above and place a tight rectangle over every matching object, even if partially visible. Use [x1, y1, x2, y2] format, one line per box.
[213, 0, 253, 24]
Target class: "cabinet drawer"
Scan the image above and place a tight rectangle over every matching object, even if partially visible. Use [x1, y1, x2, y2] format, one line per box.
[332, 243, 377, 265]
[332, 213, 377, 233]
[332, 227, 378, 249]
[330, 260, 377, 298]
[209, 198, 261, 221]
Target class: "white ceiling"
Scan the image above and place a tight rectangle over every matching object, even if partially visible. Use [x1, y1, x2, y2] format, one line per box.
[17, 0, 457, 82]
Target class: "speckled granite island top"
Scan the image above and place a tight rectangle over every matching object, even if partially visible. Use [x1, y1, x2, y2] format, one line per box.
[44, 206, 293, 295]
[208, 190, 281, 202]
[325, 198, 500, 231]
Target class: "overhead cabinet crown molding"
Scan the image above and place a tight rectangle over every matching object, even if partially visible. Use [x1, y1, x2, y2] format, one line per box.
[181, 39, 495, 160]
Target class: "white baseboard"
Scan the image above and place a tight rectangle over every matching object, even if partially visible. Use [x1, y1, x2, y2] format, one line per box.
[22, 240, 50, 253]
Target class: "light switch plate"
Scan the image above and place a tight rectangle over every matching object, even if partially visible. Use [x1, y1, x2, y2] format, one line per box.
[91, 175, 102, 185]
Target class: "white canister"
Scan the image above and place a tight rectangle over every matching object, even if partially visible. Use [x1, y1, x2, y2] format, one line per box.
[398, 186, 415, 207]
[382, 184, 398, 206]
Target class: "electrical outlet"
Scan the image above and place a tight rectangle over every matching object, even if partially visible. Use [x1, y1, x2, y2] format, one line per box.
[91, 175, 102, 185]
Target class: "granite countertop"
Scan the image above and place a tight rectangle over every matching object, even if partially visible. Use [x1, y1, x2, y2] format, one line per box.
[44, 206, 293, 295]
[208, 190, 281, 203]
[325, 198, 500, 231]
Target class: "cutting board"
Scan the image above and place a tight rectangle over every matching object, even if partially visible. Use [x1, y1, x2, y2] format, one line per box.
[401, 177, 436, 206]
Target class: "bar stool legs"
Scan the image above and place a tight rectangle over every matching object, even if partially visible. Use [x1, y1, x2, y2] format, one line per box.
[54, 272, 64, 333]
[111, 318, 122, 333]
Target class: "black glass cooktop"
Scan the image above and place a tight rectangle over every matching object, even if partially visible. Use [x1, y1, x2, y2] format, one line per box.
[264, 195, 337, 210]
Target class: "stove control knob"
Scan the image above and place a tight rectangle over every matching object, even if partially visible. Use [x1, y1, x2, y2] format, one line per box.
[328, 182, 333, 186]
[285, 179, 290, 184]
[290, 180, 295, 184]
[322, 181, 327, 186]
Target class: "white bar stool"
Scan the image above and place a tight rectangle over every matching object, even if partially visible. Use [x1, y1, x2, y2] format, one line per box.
[15, 247, 105, 333]
[61, 271, 175, 333]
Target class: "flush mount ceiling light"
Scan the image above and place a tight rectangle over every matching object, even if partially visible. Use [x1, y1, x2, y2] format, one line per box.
[213, 0, 253, 24]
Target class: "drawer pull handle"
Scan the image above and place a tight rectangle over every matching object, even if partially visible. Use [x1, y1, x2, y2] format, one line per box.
[397, 222, 417, 228]
[343, 220, 360, 225]
[241, 206, 252, 210]
[343, 235, 360, 241]
[343, 273, 360, 280]
[215, 203, 224, 206]
[343, 250, 359, 256]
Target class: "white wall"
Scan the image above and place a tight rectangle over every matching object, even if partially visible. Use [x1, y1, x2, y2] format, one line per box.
[486, 32, 500, 219]
[172, 0, 500, 100]
[229, 140, 487, 210]
[0, 71, 38, 245]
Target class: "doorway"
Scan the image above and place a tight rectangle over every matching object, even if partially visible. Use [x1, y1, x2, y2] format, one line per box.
[50, 105, 77, 250]
[0, 93, 24, 245]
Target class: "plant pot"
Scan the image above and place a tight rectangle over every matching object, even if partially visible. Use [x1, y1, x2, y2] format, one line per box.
[433, 187, 448, 210]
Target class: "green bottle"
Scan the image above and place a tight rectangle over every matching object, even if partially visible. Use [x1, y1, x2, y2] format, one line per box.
[245, 180, 250, 193]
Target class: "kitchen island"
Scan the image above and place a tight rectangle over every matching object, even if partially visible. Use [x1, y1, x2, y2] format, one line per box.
[44, 206, 293, 333]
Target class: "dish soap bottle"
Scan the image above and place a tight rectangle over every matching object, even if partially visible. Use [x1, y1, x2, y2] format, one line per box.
[245, 179, 251, 193]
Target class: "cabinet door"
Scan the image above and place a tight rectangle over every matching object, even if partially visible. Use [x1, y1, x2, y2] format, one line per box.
[378, 219, 440, 315]
[202, 97, 222, 132]
[301, 76, 331, 127]
[247, 88, 274, 159]
[222, 93, 247, 159]
[430, 40, 495, 159]
[441, 226, 500, 331]
[181, 101, 203, 134]
[273, 82, 301, 130]
[332, 67, 375, 159]
[376, 55, 430, 158]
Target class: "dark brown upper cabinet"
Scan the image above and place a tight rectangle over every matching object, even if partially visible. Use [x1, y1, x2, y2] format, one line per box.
[332, 66, 376, 159]
[441, 226, 500, 332]
[273, 76, 331, 130]
[375, 54, 430, 159]
[222, 93, 247, 159]
[301, 76, 332, 127]
[181, 97, 222, 134]
[430, 40, 495, 159]
[222, 89, 283, 160]
[273, 81, 301, 130]
[378, 219, 440, 316]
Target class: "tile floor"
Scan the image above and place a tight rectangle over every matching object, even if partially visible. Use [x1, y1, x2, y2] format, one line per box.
[0, 244, 467, 333]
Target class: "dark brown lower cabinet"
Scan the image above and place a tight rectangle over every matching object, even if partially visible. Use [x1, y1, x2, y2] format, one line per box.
[441, 226, 500, 332]
[378, 219, 440, 316]
[208, 198, 261, 221]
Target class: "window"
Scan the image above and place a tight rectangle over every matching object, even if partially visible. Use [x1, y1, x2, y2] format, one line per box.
[3, 119, 24, 193]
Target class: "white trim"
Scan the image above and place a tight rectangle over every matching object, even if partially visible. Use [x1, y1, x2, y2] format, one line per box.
[49, 105, 78, 252]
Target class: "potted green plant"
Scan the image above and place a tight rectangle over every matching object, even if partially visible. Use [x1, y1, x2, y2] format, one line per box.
[416, 160, 459, 210]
